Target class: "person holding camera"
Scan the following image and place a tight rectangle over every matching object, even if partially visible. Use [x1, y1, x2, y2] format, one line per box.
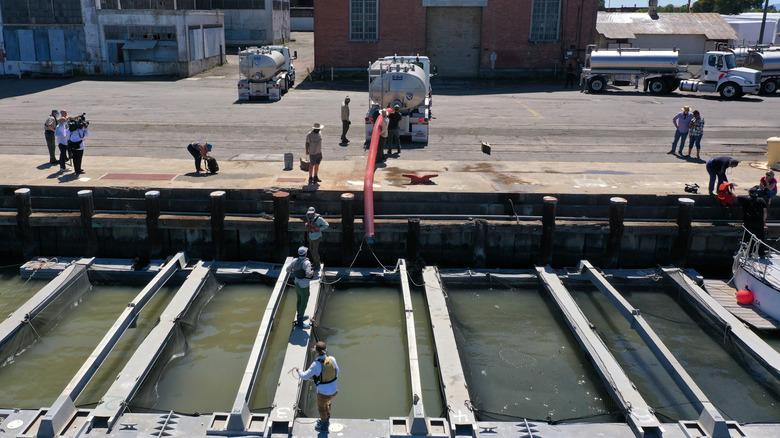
[68, 116, 89, 175]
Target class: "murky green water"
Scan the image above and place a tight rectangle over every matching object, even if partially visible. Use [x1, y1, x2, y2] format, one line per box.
[444, 285, 616, 423]
[75, 284, 179, 407]
[0, 266, 45, 322]
[411, 288, 445, 418]
[249, 286, 298, 412]
[307, 286, 411, 419]
[0, 284, 138, 409]
[622, 287, 780, 423]
[147, 284, 272, 414]
[566, 283, 699, 421]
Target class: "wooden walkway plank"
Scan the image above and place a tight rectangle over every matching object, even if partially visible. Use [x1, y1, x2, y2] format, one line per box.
[703, 280, 780, 331]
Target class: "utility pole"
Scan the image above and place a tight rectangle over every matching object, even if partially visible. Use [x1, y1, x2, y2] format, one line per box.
[758, 0, 770, 45]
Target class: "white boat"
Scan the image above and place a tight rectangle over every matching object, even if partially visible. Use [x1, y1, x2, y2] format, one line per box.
[732, 228, 780, 322]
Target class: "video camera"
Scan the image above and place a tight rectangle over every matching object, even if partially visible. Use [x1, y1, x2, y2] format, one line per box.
[68, 113, 89, 131]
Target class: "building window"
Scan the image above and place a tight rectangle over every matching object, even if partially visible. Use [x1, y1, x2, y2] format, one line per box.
[530, 0, 560, 42]
[350, 0, 377, 41]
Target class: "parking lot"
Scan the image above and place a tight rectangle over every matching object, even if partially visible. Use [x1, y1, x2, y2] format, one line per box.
[0, 32, 778, 195]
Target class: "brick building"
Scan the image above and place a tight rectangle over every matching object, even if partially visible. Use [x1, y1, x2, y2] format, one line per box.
[314, 0, 598, 78]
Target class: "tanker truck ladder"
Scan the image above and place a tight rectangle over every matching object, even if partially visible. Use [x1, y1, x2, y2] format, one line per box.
[207, 257, 295, 436]
[32, 253, 187, 438]
[88, 262, 217, 432]
[577, 261, 745, 438]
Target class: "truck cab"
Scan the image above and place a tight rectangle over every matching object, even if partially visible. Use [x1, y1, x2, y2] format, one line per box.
[681, 51, 761, 98]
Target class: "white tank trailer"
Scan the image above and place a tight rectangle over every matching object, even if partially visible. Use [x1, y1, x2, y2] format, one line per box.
[237, 46, 296, 101]
[743, 50, 780, 94]
[581, 45, 761, 99]
[365, 55, 434, 144]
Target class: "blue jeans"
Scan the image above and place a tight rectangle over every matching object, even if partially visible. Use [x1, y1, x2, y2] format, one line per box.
[706, 160, 726, 195]
[671, 130, 688, 153]
[688, 134, 702, 152]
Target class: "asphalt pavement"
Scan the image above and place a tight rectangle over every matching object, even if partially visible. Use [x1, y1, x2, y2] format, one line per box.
[1, 32, 779, 197]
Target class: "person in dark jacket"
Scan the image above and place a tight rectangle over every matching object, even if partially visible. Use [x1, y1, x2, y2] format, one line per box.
[706, 156, 738, 195]
[738, 187, 767, 256]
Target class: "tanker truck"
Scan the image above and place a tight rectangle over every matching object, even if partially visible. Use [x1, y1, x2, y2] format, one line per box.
[365, 55, 434, 144]
[743, 48, 780, 95]
[581, 45, 761, 99]
[237, 46, 296, 101]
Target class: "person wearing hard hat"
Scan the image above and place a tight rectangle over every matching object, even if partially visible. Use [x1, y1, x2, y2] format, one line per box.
[340, 96, 351, 144]
[305, 206, 329, 267]
[287, 246, 314, 328]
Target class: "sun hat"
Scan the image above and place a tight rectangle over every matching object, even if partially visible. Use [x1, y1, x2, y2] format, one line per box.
[298, 246, 308, 256]
[682, 105, 691, 111]
[312, 123, 324, 129]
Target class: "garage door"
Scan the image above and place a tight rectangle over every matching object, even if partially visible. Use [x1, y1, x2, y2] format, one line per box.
[425, 7, 482, 78]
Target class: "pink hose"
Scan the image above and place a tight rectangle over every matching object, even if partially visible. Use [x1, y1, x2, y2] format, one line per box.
[364, 109, 393, 241]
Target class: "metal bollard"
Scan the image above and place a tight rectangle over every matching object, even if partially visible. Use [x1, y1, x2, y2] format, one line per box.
[284, 153, 293, 171]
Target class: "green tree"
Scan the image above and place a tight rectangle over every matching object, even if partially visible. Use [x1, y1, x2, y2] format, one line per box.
[691, 0, 764, 14]
[598, 0, 605, 8]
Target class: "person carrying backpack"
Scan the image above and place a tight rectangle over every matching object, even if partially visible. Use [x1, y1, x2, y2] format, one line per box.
[287, 246, 314, 328]
[296, 341, 339, 432]
[305, 207, 329, 267]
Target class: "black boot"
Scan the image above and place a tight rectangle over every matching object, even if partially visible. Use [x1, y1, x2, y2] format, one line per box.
[296, 315, 311, 329]
[308, 176, 313, 185]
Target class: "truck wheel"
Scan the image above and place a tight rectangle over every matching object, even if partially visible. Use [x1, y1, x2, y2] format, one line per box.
[648, 79, 666, 94]
[761, 80, 778, 95]
[719, 82, 739, 99]
[587, 76, 606, 93]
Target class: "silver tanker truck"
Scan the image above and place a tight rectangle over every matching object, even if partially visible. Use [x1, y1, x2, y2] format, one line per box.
[365, 55, 434, 144]
[581, 45, 761, 99]
[237, 46, 296, 101]
[743, 48, 780, 95]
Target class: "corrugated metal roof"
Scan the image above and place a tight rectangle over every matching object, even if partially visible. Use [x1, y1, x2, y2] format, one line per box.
[597, 12, 738, 41]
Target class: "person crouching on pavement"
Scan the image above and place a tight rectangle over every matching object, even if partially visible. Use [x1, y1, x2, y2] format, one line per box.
[187, 141, 212, 173]
[296, 341, 339, 432]
[288, 246, 314, 329]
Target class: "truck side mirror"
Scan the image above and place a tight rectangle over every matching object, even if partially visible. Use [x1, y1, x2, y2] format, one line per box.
[293, 50, 298, 60]
[431, 65, 438, 75]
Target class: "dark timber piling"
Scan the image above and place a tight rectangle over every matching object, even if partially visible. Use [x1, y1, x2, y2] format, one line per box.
[78, 190, 96, 257]
[15, 188, 35, 260]
[407, 218, 423, 273]
[672, 197, 695, 267]
[146, 190, 161, 259]
[210, 191, 226, 261]
[539, 196, 557, 265]
[604, 197, 627, 268]
[273, 191, 290, 262]
[340, 193, 355, 266]
[472, 218, 488, 268]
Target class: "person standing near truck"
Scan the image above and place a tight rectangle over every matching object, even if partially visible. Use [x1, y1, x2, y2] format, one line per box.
[340, 96, 350, 144]
[685, 110, 705, 159]
[387, 105, 403, 155]
[669, 105, 694, 155]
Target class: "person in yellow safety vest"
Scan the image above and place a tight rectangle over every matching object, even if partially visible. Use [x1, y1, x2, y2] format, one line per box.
[296, 341, 339, 432]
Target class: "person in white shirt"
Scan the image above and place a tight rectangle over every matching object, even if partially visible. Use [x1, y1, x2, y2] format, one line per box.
[55, 117, 70, 171]
[296, 341, 339, 432]
[68, 122, 89, 175]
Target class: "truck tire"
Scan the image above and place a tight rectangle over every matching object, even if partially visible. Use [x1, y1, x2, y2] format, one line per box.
[719, 82, 740, 99]
[761, 79, 778, 95]
[648, 79, 666, 95]
[587, 76, 606, 93]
